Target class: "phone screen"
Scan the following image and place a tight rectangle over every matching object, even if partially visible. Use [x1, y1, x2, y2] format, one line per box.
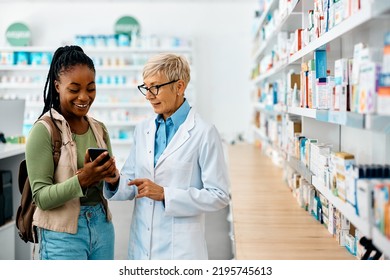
[88, 148, 110, 165]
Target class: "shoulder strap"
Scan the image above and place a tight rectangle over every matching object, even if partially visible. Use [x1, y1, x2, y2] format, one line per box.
[39, 116, 62, 167]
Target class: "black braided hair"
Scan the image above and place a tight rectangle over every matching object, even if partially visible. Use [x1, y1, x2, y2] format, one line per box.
[39, 45, 95, 121]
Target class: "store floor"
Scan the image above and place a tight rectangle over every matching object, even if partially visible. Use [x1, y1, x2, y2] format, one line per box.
[109, 142, 355, 260]
[229, 143, 355, 260]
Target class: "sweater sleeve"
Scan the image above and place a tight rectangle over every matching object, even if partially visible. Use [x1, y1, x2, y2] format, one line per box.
[26, 122, 84, 210]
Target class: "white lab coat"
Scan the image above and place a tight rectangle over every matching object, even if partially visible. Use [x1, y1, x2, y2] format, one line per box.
[104, 108, 230, 259]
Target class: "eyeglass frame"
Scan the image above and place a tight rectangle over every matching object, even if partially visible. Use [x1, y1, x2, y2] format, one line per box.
[137, 79, 179, 96]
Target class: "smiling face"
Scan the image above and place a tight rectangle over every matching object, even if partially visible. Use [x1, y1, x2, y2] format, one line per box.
[144, 72, 185, 120]
[55, 64, 96, 121]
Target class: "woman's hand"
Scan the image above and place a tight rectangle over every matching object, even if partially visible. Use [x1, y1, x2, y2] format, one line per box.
[129, 178, 165, 201]
[77, 150, 118, 188]
[104, 168, 120, 185]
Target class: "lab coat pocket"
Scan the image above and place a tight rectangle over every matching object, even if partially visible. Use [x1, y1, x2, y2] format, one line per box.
[160, 159, 193, 189]
[173, 222, 207, 259]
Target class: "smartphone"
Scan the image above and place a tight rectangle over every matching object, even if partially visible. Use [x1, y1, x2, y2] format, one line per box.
[88, 148, 110, 165]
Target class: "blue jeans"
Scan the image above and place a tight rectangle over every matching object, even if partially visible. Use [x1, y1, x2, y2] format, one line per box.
[39, 203, 115, 260]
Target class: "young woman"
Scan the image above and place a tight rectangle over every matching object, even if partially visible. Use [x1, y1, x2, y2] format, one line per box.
[26, 45, 119, 260]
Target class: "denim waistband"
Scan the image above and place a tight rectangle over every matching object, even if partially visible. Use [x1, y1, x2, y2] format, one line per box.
[79, 203, 104, 214]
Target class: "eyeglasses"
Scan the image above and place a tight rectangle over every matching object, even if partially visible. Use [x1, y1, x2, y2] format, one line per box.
[137, 80, 179, 96]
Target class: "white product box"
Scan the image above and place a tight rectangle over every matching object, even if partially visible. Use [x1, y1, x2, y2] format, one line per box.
[345, 164, 357, 208]
[345, 233, 356, 255]
[356, 179, 372, 220]
[328, 203, 335, 235]
[358, 62, 381, 114]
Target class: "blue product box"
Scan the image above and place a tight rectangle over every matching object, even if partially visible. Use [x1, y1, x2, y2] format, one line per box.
[41, 52, 52, 65]
[75, 35, 84, 46]
[14, 51, 30, 65]
[107, 35, 117, 47]
[385, 32, 390, 46]
[380, 73, 390, 87]
[96, 35, 107, 47]
[272, 81, 278, 104]
[96, 75, 103, 84]
[30, 52, 42, 65]
[84, 35, 95, 47]
[117, 34, 130, 47]
[314, 50, 327, 78]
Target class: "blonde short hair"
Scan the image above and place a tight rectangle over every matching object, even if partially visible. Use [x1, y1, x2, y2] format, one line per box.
[142, 53, 191, 85]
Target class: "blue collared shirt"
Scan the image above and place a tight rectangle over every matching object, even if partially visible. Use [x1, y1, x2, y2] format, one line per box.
[154, 99, 190, 166]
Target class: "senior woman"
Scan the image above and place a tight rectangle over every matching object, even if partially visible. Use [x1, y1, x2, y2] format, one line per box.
[104, 53, 230, 260]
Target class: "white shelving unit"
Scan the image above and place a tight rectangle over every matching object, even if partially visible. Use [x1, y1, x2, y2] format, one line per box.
[0, 45, 195, 168]
[0, 143, 33, 260]
[251, 0, 390, 259]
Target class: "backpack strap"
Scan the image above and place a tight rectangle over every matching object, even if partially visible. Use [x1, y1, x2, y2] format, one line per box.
[38, 116, 62, 167]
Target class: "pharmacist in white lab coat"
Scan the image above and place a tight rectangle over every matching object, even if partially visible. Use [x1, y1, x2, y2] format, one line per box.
[104, 53, 230, 260]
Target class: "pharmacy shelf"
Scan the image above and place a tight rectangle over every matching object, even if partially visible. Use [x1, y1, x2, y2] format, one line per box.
[0, 84, 42, 89]
[0, 65, 48, 71]
[286, 155, 313, 184]
[287, 108, 375, 131]
[326, 111, 364, 128]
[0, 46, 193, 54]
[83, 46, 193, 54]
[26, 102, 151, 109]
[250, 0, 390, 260]
[252, 0, 278, 43]
[315, 110, 365, 129]
[253, 125, 271, 144]
[365, 114, 390, 134]
[0, 84, 139, 90]
[287, 106, 317, 119]
[312, 175, 371, 238]
[252, 0, 300, 60]
[253, 3, 301, 62]
[252, 62, 288, 84]
[89, 102, 150, 109]
[253, 102, 284, 116]
[1, 44, 195, 153]
[97, 65, 143, 71]
[372, 227, 390, 258]
[289, 2, 390, 64]
[252, 1, 390, 83]
[285, 156, 373, 239]
[0, 144, 25, 160]
[1, 65, 147, 72]
[103, 121, 139, 127]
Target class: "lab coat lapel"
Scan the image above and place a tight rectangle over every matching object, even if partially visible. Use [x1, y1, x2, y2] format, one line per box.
[155, 109, 195, 168]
